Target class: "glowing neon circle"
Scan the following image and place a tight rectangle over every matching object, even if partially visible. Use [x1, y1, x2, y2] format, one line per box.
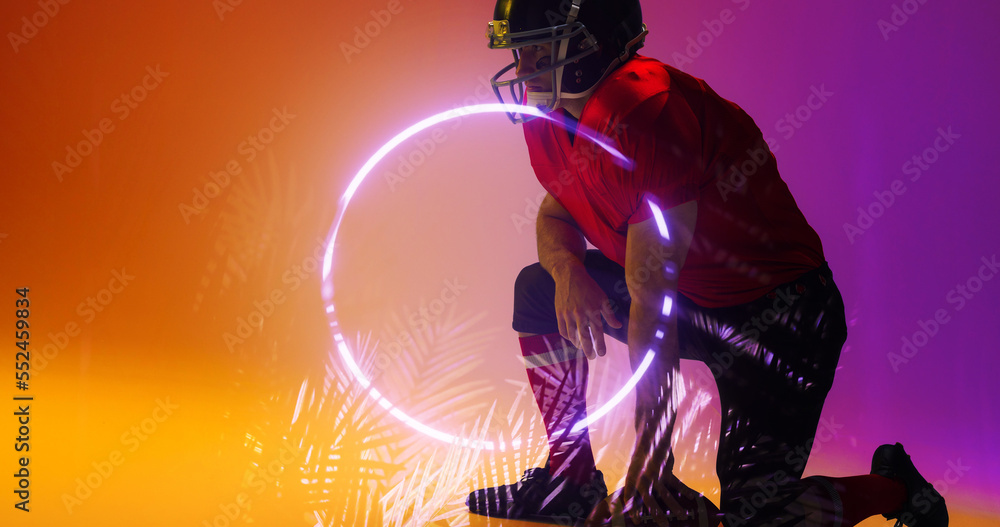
[320, 103, 657, 451]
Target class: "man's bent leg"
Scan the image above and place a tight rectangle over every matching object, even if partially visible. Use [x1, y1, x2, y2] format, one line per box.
[679, 264, 851, 526]
[682, 265, 917, 526]
[511, 251, 632, 483]
[465, 251, 632, 520]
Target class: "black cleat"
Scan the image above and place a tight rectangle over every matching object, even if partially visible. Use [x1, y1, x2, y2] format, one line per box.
[467, 465, 608, 524]
[871, 442, 948, 527]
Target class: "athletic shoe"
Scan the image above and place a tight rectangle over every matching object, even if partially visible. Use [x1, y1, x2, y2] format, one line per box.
[467, 465, 608, 524]
[871, 442, 948, 527]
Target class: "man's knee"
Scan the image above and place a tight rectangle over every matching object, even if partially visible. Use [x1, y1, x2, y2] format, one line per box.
[512, 263, 559, 334]
[514, 262, 553, 301]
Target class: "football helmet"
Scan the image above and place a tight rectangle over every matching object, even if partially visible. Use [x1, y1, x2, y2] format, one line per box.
[487, 0, 648, 123]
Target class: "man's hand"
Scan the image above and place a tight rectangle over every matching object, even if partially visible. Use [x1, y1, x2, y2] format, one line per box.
[536, 192, 623, 359]
[551, 263, 623, 360]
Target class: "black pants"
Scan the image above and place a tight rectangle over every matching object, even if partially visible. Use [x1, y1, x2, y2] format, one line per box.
[512, 250, 848, 526]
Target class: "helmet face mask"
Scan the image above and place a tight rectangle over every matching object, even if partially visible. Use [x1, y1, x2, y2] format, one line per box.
[487, 0, 648, 124]
[487, 20, 600, 123]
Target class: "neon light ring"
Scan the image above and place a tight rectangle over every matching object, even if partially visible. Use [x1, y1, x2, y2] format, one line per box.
[320, 103, 665, 451]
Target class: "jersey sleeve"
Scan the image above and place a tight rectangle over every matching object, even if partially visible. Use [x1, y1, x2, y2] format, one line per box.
[617, 90, 705, 224]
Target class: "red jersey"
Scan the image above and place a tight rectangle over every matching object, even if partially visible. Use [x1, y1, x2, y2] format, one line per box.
[523, 55, 825, 308]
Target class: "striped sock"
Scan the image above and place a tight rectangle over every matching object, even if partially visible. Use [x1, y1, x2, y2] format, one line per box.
[520, 332, 597, 485]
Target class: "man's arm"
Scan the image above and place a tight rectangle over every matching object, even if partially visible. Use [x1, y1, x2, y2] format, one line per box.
[537, 192, 587, 282]
[620, 198, 697, 507]
[536, 193, 622, 355]
[624, 199, 696, 370]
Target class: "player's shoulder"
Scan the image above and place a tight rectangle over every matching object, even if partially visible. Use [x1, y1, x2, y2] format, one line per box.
[584, 55, 702, 136]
